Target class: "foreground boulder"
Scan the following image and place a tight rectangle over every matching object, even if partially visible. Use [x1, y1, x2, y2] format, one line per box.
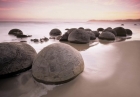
[68, 29, 90, 44]
[49, 28, 62, 36]
[0, 42, 37, 78]
[8, 29, 23, 36]
[32, 43, 84, 84]
[99, 31, 115, 40]
[113, 27, 127, 36]
[125, 29, 133, 36]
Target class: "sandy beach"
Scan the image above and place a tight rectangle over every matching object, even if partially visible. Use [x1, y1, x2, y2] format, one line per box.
[1, 40, 140, 97]
[44, 40, 140, 97]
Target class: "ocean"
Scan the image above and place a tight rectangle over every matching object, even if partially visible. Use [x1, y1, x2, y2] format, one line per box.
[0, 21, 140, 97]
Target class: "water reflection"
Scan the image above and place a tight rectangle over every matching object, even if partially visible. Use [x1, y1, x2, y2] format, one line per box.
[60, 41, 99, 51]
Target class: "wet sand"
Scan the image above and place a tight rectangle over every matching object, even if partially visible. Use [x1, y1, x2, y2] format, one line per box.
[44, 40, 140, 97]
[1, 40, 140, 97]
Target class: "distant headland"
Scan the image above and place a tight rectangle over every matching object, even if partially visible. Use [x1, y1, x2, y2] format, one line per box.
[88, 19, 140, 22]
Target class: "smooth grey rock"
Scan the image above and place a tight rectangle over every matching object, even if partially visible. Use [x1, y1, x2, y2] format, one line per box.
[8, 29, 23, 36]
[0, 42, 37, 78]
[49, 28, 62, 36]
[113, 27, 127, 36]
[99, 31, 115, 40]
[32, 43, 84, 85]
[78, 27, 84, 30]
[68, 29, 90, 44]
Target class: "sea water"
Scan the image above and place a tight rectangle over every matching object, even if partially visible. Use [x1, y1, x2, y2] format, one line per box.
[0, 21, 140, 97]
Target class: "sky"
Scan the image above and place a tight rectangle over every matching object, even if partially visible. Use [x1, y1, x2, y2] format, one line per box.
[0, 0, 140, 21]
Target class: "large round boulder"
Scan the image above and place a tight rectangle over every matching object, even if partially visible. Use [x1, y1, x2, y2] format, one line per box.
[113, 27, 127, 36]
[8, 29, 23, 36]
[0, 42, 37, 78]
[68, 29, 90, 44]
[49, 28, 62, 36]
[32, 43, 84, 85]
[125, 29, 133, 36]
[85, 28, 92, 31]
[99, 31, 115, 40]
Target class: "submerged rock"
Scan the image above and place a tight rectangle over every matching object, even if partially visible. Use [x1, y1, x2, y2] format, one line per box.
[68, 29, 90, 44]
[99, 31, 115, 40]
[0, 42, 37, 78]
[8, 29, 23, 36]
[49, 28, 62, 36]
[32, 43, 84, 85]
[113, 27, 127, 36]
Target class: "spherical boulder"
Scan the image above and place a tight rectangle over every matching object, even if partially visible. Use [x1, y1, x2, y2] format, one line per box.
[32, 43, 84, 85]
[125, 29, 133, 36]
[91, 31, 100, 37]
[0, 42, 37, 78]
[59, 32, 69, 41]
[8, 29, 23, 36]
[113, 27, 127, 36]
[68, 29, 90, 44]
[99, 31, 115, 40]
[49, 28, 62, 36]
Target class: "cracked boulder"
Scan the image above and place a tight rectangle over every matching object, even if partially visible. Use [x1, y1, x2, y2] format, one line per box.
[32, 43, 84, 85]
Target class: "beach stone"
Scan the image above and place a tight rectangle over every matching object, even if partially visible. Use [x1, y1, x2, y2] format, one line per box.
[85, 28, 92, 31]
[78, 27, 84, 30]
[68, 29, 90, 44]
[97, 28, 104, 31]
[91, 31, 100, 37]
[32, 43, 84, 85]
[99, 31, 115, 40]
[87, 31, 96, 40]
[125, 29, 133, 36]
[49, 28, 62, 36]
[0, 42, 37, 78]
[113, 27, 127, 36]
[103, 29, 117, 36]
[60, 32, 69, 41]
[67, 28, 77, 34]
[8, 29, 23, 36]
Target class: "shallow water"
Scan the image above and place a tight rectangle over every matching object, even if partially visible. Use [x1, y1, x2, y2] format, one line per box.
[0, 21, 140, 97]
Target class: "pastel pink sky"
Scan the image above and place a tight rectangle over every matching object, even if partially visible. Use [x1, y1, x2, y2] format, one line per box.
[0, 0, 140, 21]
